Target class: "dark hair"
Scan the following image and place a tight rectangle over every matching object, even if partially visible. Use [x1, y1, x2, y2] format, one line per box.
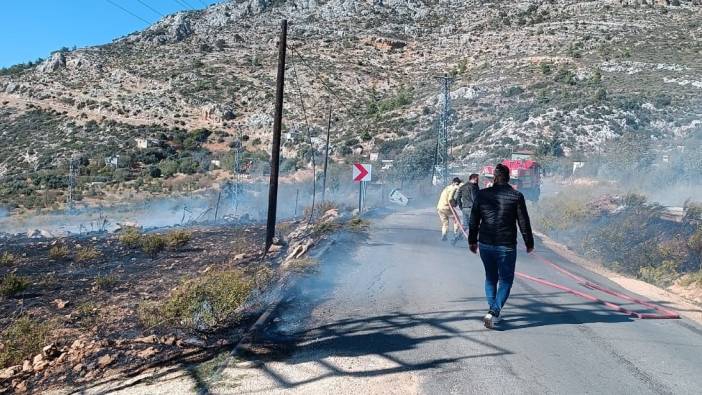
[494, 164, 510, 184]
[469, 173, 479, 181]
[452, 177, 462, 184]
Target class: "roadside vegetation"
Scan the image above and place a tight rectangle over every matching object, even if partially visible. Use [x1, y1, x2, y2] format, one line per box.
[534, 190, 702, 289]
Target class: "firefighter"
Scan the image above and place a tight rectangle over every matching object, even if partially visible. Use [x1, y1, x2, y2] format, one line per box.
[468, 164, 534, 329]
[436, 177, 461, 241]
[452, 173, 480, 245]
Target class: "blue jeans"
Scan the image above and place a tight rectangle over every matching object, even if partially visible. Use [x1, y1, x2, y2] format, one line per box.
[479, 243, 517, 316]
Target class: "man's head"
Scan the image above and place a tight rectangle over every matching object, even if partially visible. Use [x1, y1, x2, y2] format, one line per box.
[452, 177, 462, 185]
[493, 164, 510, 184]
[468, 173, 479, 184]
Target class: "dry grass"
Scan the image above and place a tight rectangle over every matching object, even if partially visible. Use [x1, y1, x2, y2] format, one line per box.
[141, 234, 166, 257]
[285, 257, 319, 273]
[94, 274, 118, 291]
[346, 217, 370, 232]
[0, 251, 15, 267]
[48, 245, 69, 260]
[0, 316, 50, 368]
[164, 229, 192, 250]
[118, 227, 142, 248]
[74, 246, 101, 263]
[138, 269, 253, 331]
[0, 273, 29, 298]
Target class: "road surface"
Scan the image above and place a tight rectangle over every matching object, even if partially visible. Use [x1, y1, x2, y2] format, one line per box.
[231, 207, 702, 395]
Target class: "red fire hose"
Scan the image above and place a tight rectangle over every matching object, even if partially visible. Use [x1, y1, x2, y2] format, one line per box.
[448, 205, 680, 320]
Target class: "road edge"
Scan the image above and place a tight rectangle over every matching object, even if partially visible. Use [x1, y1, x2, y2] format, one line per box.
[536, 231, 702, 326]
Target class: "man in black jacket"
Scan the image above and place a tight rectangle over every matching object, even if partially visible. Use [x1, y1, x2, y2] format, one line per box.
[468, 163, 534, 329]
[453, 173, 480, 245]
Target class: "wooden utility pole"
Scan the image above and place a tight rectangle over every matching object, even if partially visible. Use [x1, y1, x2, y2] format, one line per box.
[321, 103, 332, 204]
[265, 19, 288, 253]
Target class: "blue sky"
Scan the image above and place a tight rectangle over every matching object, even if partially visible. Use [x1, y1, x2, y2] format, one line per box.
[0, 0, 221, 67]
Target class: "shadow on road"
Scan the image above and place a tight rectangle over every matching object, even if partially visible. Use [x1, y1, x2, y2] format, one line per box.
[242, 308, 512, 390]
[455, 292, 634, 331]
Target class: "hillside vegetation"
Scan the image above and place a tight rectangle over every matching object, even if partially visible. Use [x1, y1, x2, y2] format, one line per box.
[1, 0, 701, 209]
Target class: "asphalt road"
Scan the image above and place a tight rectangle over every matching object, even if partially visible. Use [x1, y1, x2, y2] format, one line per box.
[233, 207, 702, 395]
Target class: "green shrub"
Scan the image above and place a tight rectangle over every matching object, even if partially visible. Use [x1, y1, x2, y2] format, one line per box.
[48, 245, 69, 260]
[119, 227, 143, 248]
[164, 230, 192, 250]
[638, 260, 679, 287]
[138, 270, 253, 331]
[347, 217, 370, 232]
[0, 274, 29, 298]
[95, 275, 118, 291]
[0, 316, 50, 368]
[0, 251, 15, 267]
[141, 234, 166, 257]
[74, 246, 101, 263]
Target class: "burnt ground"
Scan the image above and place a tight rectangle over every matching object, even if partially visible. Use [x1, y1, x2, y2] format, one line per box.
[0, 222, 288, 393]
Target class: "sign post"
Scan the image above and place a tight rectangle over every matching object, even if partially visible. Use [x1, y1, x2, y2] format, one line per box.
[353, 163, 372, 215]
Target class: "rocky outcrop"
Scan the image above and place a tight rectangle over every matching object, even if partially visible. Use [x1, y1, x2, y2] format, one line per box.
[36, 52, 66, 74]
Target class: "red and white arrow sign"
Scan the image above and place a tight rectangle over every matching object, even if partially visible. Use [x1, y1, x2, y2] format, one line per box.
[353, 163, 372, 182]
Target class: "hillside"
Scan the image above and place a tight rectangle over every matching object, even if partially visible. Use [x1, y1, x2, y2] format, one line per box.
[1, 0, 702, 209]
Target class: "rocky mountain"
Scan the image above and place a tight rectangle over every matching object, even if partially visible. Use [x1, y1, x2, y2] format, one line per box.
[1, 0, 702, 206]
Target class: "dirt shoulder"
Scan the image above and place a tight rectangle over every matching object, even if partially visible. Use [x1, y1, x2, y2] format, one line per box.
[537, 231, 702, 325]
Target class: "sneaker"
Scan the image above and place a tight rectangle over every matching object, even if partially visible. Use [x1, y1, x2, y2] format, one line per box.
[441, 234, 448, 241]
[483, 311, 500, 329]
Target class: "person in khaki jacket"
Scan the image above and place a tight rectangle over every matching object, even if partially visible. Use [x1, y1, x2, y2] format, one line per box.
[436, 177, 462, 241]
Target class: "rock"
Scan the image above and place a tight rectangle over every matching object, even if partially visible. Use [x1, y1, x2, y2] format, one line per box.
[234, 360, 262, 369]
[233, 253, 248, 261]
[71, 339, 87, 350]
[0, 365, 21, 379]
[160, 336, 177, 346]
[42, 343, 60, 359]
[32, 354, 43, 365]
[97, 354, 114, 368]
[33, 360, 49, 372]
[137, 347, 158, 359]
[14, 380, 28, 393]
[37, 52, 66, 73]
[72, 363, 84, 373]
[21, 360, 32, 373]
[177, 337, 206, 348]
[133, 335, 159, 344]
[268, 244, 283, 253]
[52, 299, 69, 309]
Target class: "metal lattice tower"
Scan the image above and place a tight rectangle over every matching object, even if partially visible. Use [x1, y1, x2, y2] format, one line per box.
[434, 75, 454, 185]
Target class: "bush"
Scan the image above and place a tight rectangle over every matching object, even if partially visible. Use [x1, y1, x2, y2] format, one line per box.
[94, 274, 118, 291]
[75, 246, 101, 263]
[48, 245, 69, 260]
[141, 234, 166, 257]
[0, 316, 50, 368]
[118, 227, 142, 248]
[347, 217, 370, 232]
[0, 251, 15, 267]
[138, 270, 253, 331]
[164, 230, 192, 250]
[0, 274, 29, 298]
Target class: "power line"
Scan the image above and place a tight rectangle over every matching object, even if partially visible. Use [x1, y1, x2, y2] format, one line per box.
[288, 46, 354, 115]
[105, 0, 152, 25]
[136, 0, 165, 17]
[289, 51, 317, 223]
[173, 0, 194, 10]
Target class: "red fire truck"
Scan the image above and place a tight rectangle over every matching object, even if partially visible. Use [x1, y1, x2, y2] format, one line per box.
[480, 153, 541, 201]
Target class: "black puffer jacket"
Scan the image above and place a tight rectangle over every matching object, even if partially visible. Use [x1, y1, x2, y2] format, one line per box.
[468, 183, 534, 249]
